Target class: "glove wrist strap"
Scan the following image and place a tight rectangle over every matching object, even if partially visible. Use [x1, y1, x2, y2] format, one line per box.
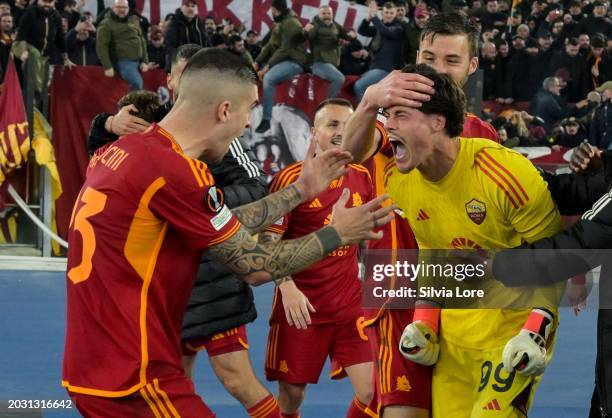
[413, 304, 441, 334]
[523, 308, 554, 340]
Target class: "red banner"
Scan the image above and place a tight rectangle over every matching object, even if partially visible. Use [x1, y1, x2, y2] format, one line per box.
[0, 58, 30, 208]
[50, 66, 167, 239]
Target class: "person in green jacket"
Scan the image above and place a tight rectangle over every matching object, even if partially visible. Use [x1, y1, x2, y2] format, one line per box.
[305, 5, 350, 99]
[96, 0, 149, 90]
[253, 0, 310, 133]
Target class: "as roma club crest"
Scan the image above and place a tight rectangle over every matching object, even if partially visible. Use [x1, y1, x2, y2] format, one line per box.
[465, 199, 486, 225]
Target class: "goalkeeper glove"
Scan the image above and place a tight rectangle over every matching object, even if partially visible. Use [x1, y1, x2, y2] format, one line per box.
[502, 308, 554, 376]
[398, 307, 440, 366]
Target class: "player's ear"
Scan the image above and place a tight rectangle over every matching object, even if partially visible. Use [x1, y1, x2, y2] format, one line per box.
[468, 56, 478, 76]
[430, 114, 446, 133]
[217, 101, 231, 123]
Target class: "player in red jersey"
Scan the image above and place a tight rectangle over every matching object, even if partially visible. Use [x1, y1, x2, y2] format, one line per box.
[62, 49, 396, 418]
[259, 99, 376, 418]
[341, 13, 499, 418]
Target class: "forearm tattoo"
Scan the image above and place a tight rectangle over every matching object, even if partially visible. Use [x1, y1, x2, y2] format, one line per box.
[209, 226, 339, 283]
[259, 231, 293, 286]
[231, 184, 303, 234]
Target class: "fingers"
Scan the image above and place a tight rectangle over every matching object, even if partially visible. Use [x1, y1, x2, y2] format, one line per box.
[307, 299, 316, 313]
[122, 104, 139, 114]
[285, 307, 294, 327]
[299, 300, 312, 326]
[334, 188, 351, 209]
[305, 135, 317, 161]
[361, 193, 389, 211]
[370, 204, 397, 222]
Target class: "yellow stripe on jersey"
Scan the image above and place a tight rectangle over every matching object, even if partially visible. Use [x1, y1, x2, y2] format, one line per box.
[140, 387, 163, 418]
[269, 163, 303, 192]
[153, 379, 181, 418]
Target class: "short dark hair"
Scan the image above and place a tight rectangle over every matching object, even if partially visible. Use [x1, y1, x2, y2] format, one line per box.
[228, 34, 242, 45]
[182, 48, 258, 86]
[172, 43, 202, 67]
[420, 12, 480, 58]
[315, 98, 354, 115]
[400, 64, 466, 137]
[567, 37, 579, 46]
[117, 90, 166, 123]
[383, 2, 396, 9]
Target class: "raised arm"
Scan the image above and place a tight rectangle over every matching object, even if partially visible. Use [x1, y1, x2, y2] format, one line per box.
[341, 71, 435, 163]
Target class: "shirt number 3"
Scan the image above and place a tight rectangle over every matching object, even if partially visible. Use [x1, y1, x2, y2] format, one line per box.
[67, 187, 107, 284]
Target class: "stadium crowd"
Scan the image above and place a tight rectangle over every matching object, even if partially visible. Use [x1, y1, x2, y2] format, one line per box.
[0, 0, 611, 143]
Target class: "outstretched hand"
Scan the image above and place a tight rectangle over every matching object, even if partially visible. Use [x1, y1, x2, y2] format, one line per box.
[294, 138, 353, 201]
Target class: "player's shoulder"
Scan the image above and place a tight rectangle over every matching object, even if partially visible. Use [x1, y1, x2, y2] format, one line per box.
[463, 113, 499, 142]
[269, 161, 303, 191]
[468, 140, 540, 209]
[348, 163, 372, 179]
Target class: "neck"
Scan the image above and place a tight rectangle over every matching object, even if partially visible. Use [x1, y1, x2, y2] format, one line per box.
[158, 103, 215, 159]
[418, 135, 460, 182]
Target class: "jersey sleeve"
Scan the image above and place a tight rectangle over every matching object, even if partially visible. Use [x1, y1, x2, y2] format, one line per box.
[463, 114, 500, 143]
[476, 148, 563, 243]
[148, 157, 241, 250]
[264, 164, 302, 235]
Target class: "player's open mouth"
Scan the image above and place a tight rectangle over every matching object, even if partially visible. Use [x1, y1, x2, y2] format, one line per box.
[389, 136, 408, 161]
[331, 136, 342, 146]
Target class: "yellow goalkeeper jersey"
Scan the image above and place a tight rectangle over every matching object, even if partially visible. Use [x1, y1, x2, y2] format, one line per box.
[386, 138, 563, 349]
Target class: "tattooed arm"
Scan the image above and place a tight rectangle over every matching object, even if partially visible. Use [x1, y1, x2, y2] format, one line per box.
[230, 140, 352, 234]
[210, 190, 396, 285]
[258, 230, 293, 286]
[231, 183, 303, 235]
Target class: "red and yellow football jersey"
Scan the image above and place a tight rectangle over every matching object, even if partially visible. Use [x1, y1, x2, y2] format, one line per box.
[362, 114, 499, 324]
[265, 163, 373, 324]
[62, 124, 241, 397]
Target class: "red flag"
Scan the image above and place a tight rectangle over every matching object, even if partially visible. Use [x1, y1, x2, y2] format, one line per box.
[0, 58, 30, 185]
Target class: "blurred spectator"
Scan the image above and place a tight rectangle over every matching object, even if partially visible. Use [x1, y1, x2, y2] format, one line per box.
[578, 33, 591, 55]
[96, 0, 148, 90]
[253, 0, 309, 133]
[530, 76, 587, 133]
[14, 0, 74, 92]
[164, 0, 208, 71]
[354, 1, 403, 100]
[506, 37, 541, 101]
[245, 29, 261, 59]
[395, 1, 408, 23]
[481, 0, 506, 31]
[553, 116, 587, 148]
[61, 0, 80, 30]
[304, 5, 348, 98]
[340, 29, 369, 75]
[210, 33, 227, 48]
[588, 34, 612, 88]
[516, 23, 530, 40]
[159, 13, 173, 34]
[495, 39, 513, 103]
[549, 38, 589, 103]
[481, 41, 502, 100]
[590, 81, 612, 149]
[65, 18, 98, 65]
[573, 1, 612, 39]
[147, 25, 165, 69]
[0, 1, 9, 16]
[0, 12, 12, 76]
[227, 34, 253, 65]
[403, 4, 429, 65]
[203, 16, 216, 37]
[12, 0, 28, 27]
[511, 34, 525, 52]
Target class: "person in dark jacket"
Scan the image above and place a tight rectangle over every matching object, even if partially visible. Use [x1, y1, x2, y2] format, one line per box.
[87, 44, 277, 417]
[506, 37, 543, 101]
[147, 25, 165, 69]
[549, 38, 590, 103]
[529, 77, 587, 134]
[573, 0, 612, 39]
[340, 29, 370, 76]
[65, 19, 99, 66]
[402, 4, 428, 65]
[488, 142, 612, 418]
[304, 5, 348, 98]
[553, 117, 588, 148]
[253, 0, 310, 134]
[14, 0, 75, 91]
[590, 81, 612, 149]
[164, 0, 208, 72]
[354, 1, 404, 100]
[245, 29, 261, 60]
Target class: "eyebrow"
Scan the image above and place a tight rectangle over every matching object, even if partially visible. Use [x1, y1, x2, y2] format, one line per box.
[249, 100, 259, 110]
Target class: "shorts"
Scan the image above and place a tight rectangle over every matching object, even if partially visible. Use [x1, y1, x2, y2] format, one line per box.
[265, 315, 372, 384]
[432, 332, 556, 418]
[181, 325, 249, 357]
[68, 376, 214, 418]
[366, 309, 432, 411]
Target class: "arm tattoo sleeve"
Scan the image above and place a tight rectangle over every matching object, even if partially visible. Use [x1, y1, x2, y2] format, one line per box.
[208, 225, 342, 284]
[259, 231, 293, 286]
[231, 184, 302, 234]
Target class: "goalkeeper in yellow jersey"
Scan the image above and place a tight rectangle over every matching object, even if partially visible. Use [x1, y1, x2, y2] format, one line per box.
[384, 64, 565, 418]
